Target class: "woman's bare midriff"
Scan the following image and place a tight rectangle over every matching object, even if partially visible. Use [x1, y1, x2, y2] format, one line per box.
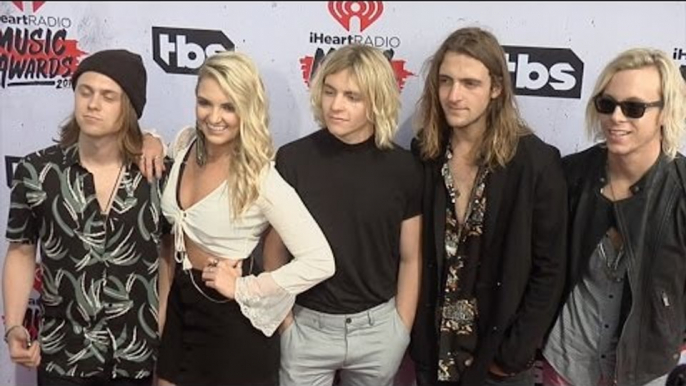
[183, 234, 240, 271]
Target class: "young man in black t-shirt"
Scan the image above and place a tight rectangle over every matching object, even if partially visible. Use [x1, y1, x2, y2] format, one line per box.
[266, 44, 423, 386]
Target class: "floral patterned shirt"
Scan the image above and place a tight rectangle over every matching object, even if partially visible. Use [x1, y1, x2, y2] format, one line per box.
[437, 145, 489, 382]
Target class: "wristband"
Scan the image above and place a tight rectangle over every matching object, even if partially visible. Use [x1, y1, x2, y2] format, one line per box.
[4, 325, 30, 345]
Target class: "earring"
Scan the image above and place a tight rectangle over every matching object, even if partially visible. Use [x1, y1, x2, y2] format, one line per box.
[195, 125, 207, 167]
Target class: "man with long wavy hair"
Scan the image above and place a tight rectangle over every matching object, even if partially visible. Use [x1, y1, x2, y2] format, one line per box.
[409, 27, 567, 386]
[542, 48, 686, 386]
[2, 49, 172, 386]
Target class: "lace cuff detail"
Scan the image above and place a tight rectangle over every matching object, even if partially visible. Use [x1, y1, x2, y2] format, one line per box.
[170, 126, 197, 159]
[235, 272, 295, 337]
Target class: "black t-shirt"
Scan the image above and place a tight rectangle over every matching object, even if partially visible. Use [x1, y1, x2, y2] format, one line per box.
[276, 129, 423, 314]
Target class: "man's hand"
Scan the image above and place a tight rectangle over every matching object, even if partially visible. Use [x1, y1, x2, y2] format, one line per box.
[6, 326, 40, 368]
[488, 362, 514, 378]
[278, 311, 294, 334]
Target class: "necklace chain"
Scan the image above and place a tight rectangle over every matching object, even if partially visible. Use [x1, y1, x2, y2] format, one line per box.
[102, 164, 125, 216]
[186, 255, 255, 304]
[189, 269, 230, 304]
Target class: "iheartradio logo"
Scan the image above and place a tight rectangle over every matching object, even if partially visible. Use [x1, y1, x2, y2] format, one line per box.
[328, 1, 384, 32]
[11, 1, 46, 12]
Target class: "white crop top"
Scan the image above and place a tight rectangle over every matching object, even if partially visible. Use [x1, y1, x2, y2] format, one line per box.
[161, 127, 335, 336]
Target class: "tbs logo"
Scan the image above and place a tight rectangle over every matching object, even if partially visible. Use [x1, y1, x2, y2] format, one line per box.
[504, 46, 584, 99]
[153, 27, 234, 75]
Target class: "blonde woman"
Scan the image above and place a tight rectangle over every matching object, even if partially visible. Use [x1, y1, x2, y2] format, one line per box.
[154, 51, 334, 386]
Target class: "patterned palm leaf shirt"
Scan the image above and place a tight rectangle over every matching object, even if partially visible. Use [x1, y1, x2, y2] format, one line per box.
[6, 144, 169, 378]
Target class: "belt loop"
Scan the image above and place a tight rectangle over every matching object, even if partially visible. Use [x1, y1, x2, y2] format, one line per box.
[367, 309, 374, 326]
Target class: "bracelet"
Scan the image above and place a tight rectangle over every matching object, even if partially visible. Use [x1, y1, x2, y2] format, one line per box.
[4, 325, 29, 344]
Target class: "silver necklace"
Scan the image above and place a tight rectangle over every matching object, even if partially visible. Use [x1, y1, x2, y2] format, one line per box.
[102, 164, 125, 216]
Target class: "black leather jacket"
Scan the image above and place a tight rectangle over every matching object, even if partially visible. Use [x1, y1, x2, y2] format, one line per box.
[563, 145, 686, 386]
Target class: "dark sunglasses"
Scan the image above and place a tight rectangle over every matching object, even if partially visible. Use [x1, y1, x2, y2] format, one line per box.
[594, 95, 663, 119]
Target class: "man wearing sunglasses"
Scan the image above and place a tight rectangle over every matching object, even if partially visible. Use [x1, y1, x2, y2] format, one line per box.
[543, 48, 686, 386]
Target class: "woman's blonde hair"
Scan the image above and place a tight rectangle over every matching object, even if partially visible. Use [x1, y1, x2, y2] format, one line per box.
[415, 27, 530, 167]
[59, 91, 142, 163]
[309, 44, 400, 149]
[197, 51, 274, 216]
[586, 47, 686, 159]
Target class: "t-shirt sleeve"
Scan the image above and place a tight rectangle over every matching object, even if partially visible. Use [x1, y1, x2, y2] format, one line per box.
[274, 147, 295, 186]
[6, 158, 40, 244]
[403, 155, 424, 219]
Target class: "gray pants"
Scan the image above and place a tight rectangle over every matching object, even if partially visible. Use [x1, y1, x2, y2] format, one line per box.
[280, 298, 411, 386]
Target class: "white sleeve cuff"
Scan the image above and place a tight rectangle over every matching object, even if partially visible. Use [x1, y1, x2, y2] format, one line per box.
[234, 273, 295, 337]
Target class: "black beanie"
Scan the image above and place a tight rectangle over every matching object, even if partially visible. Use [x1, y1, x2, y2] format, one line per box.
[72, 49, 147, 118]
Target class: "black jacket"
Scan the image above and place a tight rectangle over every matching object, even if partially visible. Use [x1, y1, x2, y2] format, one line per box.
[562, 145, 686, 386]
[410, 134, 568, 385]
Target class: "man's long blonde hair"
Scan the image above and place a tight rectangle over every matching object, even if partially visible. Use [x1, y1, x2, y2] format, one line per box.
[309, 44, 400, 149]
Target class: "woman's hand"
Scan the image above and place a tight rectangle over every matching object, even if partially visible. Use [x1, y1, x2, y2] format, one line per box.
[137, 134, 166, 181]
[202, 258, 242, 299]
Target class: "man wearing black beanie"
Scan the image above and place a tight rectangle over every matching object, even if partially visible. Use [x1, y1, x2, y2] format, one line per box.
[2, 48, 172, 386]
